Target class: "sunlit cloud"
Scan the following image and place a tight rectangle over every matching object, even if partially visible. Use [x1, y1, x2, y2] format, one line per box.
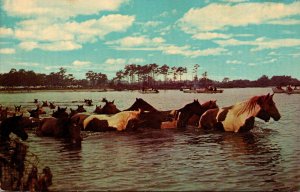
[0, 48, 16, 54]
[215, 37, 300, 51]
[178, 2, 300, 33]
[72, 60, 91, 67]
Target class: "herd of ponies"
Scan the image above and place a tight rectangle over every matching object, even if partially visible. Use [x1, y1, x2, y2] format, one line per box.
[0, 93, 281, 145]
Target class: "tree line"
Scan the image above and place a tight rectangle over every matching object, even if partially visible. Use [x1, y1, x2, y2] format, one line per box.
[0, 65, 299, 89]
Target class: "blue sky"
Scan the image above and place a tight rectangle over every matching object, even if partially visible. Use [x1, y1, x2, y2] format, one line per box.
[0, 0, 299, 81]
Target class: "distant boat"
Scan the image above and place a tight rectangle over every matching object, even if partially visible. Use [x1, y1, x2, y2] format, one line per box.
[272, 87, 285, 93]
[183, 88, 223, 94]
[272, 86, 300, 94]
[139, 88, 159, 94]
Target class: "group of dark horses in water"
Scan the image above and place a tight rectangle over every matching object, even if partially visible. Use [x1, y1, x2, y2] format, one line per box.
[0, 93, 281, 145]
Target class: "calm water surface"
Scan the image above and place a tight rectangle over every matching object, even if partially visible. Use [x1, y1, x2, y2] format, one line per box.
[1, 88, 299, 191]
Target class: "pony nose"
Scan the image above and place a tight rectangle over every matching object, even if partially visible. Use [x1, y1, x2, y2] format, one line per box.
[274, 115, 281, 121]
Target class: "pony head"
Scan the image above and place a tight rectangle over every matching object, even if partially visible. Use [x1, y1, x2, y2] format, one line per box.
[15, 105, 22, 112]
[177, 99, 202, 128]
[94, 105, 102, 114]
[77, 105, 86, 113]
[68, 118, 82, 144]
[13, 114, 28, 140]
[69, 108, 78, 117]
[28, 107, 39, 118]
[49, 102, 56, 109]
[202, 100, 218, 110]
[84, 99, 93, 106]
[125, 98, 158, 112]
[42, 101, 48, 107]
[0, 107, 8, 121]
[257, 93, 281, 121]
[1, 114, 28, 141]
[52, 106, 69, 118]
[101, 98, 120, 114]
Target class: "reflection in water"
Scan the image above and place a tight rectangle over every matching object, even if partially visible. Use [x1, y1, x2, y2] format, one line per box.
[184, 127, 293, 191]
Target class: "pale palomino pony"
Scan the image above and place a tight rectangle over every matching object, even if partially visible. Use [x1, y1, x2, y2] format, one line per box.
[199, 94, 281, 132]
[83, 110, 141, 131]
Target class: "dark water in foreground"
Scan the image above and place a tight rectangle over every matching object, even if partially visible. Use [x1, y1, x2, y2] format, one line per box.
[1, 88, 299, 191]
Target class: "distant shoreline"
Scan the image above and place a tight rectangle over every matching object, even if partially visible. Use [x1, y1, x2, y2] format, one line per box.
[0, 88, 115, 93]
[0, 87, 274, 94]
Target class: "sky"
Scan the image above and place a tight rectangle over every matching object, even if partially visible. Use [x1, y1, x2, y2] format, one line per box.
[0, 0, 299, 81]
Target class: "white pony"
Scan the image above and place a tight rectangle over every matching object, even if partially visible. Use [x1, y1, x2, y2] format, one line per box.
[199, 94, 281, 132]
[83, 110, 141, 131]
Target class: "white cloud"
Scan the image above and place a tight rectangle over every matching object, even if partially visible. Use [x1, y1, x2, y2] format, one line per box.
[128, 58, 145, 63]
[14, 14, 134, 51]
[106, 36, 165, 48]
[267, 19, 300, 25]
[192, 32, 231, 40]
[0, 48, 16, 54]
[15, 62, 39, 67]
[105, 58, 127, 65]
[72, 60, 91, 67]
[107, 35, 228, 57]
[0, 27, 14, 37]
[19, 41, 38, 51]
[226, 60, 242, 64]
[159, 25, 172, 36]
[215, 37, 300, 51]
[3, 0, 127, 19]
[19, 41, 82, 51]
[3, 0, 133, 52]
[104, 58, 145, 65]
[179, 2, 300, 33]
[263, 58, 277, 64]
[161, 45, 227, 57]
[143, 21, 162, 27]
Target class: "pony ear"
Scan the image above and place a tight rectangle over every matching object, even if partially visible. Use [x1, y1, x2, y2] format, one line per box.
[112, 100, 115, 104]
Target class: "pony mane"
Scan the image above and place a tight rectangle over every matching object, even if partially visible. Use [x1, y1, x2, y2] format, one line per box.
[237, 95, 264, 116]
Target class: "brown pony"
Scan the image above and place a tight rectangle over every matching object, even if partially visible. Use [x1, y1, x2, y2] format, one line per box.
[124, 98, 174, 129]
[76, 105, 86, 113]
[84, 99, 93, 106]
[0, 114, 28, 141]
[199, 93, 281, 132]
[37, 117, 82, 144]
[52, 107, 68, 118]
[42, 101, 48, 107]
[70, 113, 90, 130]
[0, 106, 8, 121]
[176, 99, 203, 128]
[49, 102, 56, 109]
[187, 100, 218, 126]
[101, 98, 121, 114]
[94, 105, 102, 114]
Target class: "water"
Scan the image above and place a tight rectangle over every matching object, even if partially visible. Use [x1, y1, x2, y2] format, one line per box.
[1, 88, 299, 191]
